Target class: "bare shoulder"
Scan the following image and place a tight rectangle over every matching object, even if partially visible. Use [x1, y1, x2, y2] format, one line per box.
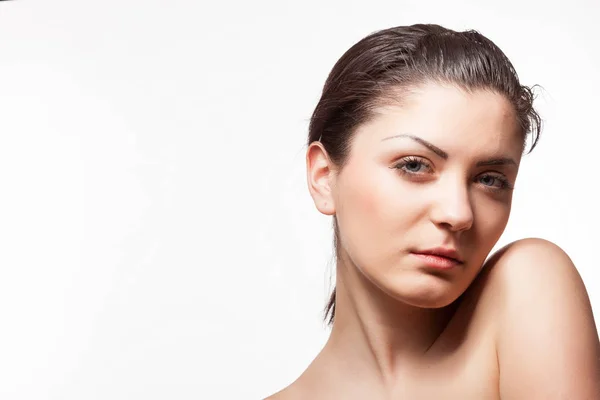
[482, 238, 594, 311]
[482, 238, 600, 399]
[484, 237, 583, 284]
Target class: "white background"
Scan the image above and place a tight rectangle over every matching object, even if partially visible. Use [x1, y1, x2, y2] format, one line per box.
[0, 0, 598, 399]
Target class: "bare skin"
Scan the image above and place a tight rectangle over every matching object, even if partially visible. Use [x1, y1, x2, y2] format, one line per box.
[268, 239, 600, 399]
[266, 83, 600, 399]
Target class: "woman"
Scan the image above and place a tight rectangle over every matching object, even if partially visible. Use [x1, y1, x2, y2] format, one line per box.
[267, 24, 600, 399]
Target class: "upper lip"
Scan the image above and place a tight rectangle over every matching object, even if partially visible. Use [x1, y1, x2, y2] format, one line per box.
[414, 247, 464, 263]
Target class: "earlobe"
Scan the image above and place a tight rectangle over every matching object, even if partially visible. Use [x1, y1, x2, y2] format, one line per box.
[306, 143, 336, 216]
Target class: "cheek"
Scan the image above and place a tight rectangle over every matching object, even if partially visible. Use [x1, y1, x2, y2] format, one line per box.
[340, 167, 414, 234]
[472, 198, 512, 248]
[336, 168, 424, 267]
[337, 173, 388, 251]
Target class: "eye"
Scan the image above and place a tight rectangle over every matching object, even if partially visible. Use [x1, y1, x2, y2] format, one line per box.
[393, 156, 433, 175]
[476, 173, 513, 190]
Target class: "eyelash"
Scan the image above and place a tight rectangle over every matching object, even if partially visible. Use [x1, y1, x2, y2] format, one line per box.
[394, 156, 433, 175]
[392, 156, 514, 191]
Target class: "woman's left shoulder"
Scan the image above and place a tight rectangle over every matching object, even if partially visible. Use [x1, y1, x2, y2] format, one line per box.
[482, 237, 584, 294]
[483, 237, 600, 398]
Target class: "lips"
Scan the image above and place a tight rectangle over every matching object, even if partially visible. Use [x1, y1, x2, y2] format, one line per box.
[414, 247, 464, 263]
[411, 247, 465, 270]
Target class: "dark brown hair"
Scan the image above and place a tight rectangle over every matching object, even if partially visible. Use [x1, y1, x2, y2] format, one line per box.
[306, 24, 542, 326]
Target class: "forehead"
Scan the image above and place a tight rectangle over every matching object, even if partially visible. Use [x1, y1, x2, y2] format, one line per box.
[352, 83, 522, 158]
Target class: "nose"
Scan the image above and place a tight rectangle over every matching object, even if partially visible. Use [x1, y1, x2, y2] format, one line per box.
[429, 180, 474, 232]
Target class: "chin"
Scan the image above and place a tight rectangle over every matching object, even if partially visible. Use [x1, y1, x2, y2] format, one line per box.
[402, 292, 460, 309]
[379, 276, 465, 309]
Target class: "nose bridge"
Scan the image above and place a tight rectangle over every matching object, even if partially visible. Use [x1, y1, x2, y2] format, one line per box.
[432, 172, 474, 231]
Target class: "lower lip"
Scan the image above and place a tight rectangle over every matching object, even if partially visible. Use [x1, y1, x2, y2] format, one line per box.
[412, 253, 462, 270]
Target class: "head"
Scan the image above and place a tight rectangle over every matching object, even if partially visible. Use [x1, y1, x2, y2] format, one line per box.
[305, 24, 542, 326]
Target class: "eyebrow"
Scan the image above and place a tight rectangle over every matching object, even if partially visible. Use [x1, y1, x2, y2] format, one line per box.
[381, 134, 518, 167]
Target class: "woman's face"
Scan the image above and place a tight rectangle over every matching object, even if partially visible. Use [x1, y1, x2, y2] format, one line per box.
[331, 83, 523, 308]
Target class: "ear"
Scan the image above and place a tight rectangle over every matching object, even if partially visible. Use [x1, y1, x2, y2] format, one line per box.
[306, 142, 337, 216]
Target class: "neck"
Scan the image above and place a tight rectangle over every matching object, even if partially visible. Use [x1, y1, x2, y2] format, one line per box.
[308, 252, 459, 394]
